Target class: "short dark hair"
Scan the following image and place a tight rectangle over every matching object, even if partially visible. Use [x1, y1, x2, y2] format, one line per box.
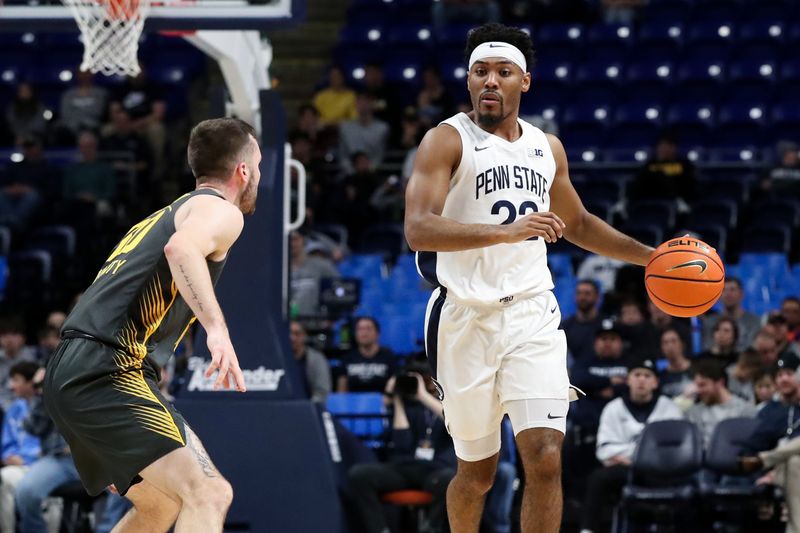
[713, 316, 739, 342]
[783, 296, 800, 307]
[691, 358, 727, 383]
[464, 23, 536, 71]
[9, 361, 39, 381]
[355, 316, 381, 333]
[187, 118, 257, 183]
[724, 276, 743, 289]
[576, 279, 600, 293]
[0, 316, 25, 335]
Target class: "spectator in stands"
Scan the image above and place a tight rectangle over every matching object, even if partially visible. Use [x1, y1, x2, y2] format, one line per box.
[600, 0, 645, 24]
[369, 174, 406, 225]
[696, 316, 740, 365]
[782, 297, 800, 343]
[0, 317, 37, 410]
[754, 371, 777, 410]
[100, 103, 153, 206]
[763, 313, 800, 359]
[361, 62, 398, 128]
[333, 152, 383, 243]
[432, 0, 501, 33]
[0, 362, 42, 533]
[703, 278, 761, 352]
[14, 366, 79, 533]
[740, 353, 800, 529]
[289, 320, 331, 404]
[753, 331, 781, 369]
[58, 69, 108, 141]
[338, 92, 390, 175]
[686, 359, 757, 448]
[293, 104, 335, 159]
[337, 317, 396, 393]
[562, 280, 605, 363]
[289, 231, 340, 318]
[0, 136, 51, 231]
[113, 68, 166, 173]
[63, 131, 116, 217]
[617, 300, 654, 358]
[659, 327, 693, 400]
[34, 326, 60, 362]
[399, 108, 424, 182]
[576, 254, 624, 296]
[628, 133, 695, 214]
[347, 362, 454, 533]
[580, 359, 682, 533]
[570, 319, 630, 433]
[5, 83, 47, 145]
[646, 300, 693, 354]
[417, 66, 452, 128]
[45, 311, 66, 331]
[761, 141, 800, 195]
[312, 66, 357, 125]
[726, 348, 762, 404]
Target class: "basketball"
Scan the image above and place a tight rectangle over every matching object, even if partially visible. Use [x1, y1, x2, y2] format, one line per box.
[645, 236, 725, 318]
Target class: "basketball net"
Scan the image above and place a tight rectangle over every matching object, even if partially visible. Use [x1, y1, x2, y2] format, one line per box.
[61, 0, 150, 76]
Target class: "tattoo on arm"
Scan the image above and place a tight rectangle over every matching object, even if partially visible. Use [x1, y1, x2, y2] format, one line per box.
[179, 264, 205, 313]
[185, 424, 218, 478]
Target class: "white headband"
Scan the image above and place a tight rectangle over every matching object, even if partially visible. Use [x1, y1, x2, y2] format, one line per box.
[468, 41, 527, 73]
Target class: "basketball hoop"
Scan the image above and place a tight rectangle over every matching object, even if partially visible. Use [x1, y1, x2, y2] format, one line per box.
[61, 0, 151, 76]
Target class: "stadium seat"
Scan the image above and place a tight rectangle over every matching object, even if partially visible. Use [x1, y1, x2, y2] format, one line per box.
[7, 251, 52, 304]
[738, 20, 786, 46]
[689, 200, 739, 229]
[338, 253, 385, 281]
[623, 225, 664, 248]
[666, 101, 716, 146]
[548, 253, 574, 280]
[620, 420, 703, 530]
[360, 223, 406, 258]
[326, 393, 387, 445]
[689, 224, 728, 257]
[751, 199, 800, 228]
[380, 315, 422, 355]
[741, 226, 791, 253]
[626, 201, 677, 231]
[701, 417, 780, 528]
[638, 20, 685, 50]
[536, 23, 584, 50]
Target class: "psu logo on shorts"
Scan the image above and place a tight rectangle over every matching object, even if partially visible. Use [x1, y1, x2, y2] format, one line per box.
[499, 295, 514, 305]
[431, 378, 445, 401]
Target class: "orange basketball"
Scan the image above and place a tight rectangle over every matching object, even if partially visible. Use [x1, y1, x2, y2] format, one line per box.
[645, 236, 725, 318]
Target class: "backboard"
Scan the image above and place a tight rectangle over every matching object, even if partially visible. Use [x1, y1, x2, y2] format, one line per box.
[0, 0, 304, 31]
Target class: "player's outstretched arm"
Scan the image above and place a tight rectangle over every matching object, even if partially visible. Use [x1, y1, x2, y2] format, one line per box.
[547, 134, 654, 266]
[165, 195, 246, 391]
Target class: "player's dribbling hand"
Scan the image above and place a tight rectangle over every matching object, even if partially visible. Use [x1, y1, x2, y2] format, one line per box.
[205, 330, 247, 392]
[503, 212, 566, 244]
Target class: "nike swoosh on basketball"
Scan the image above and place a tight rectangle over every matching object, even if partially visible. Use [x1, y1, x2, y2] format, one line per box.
[475, 146, 489, 152]
[547, 413, 565, 419]
[666, 259, 708, 274]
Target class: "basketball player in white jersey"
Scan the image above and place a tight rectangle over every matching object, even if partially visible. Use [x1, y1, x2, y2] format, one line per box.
[405, 23, 656, 532]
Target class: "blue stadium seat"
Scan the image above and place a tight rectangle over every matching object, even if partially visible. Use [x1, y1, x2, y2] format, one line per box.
[7, 251, 52, 304]
[533, 59, 573, 85]
[638, 21, 685, 50]
[574, 60, 625, 89]
[687, 20, 737, 47]
[714, 101, 767, 147]
[382, 59, 422, 84]
[326, 392, 387, 443]
[623, 225, 664, 248]
[738, 20, 787, 46]
[572, 177, 624, 205]
[385, 23, 434, 51]
[689, 200, 739, 229]
[741, 226, 792, 253]
[666, 102, 716, 146]
[689, 224, 727, 257]
[381, 315, 422, 355]
[586, 24, 634, 59]
[536, 23, 585, 50]
[548, 253, 574, 280]
[627, 201, 677, 232]
[339, 23, 384, 46]
[751, 200, 800, 228]
[338, 254, 385, 280]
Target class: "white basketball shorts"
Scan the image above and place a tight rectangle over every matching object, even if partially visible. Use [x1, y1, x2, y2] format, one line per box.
[424, 287, 570, 461]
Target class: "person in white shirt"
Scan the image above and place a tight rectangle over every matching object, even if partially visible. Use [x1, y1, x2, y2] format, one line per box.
[580, 359, 682, 533]
[404, 23, 655, 532]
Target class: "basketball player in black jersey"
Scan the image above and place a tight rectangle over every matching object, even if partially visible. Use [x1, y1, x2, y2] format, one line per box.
[44, 118, 260, 532]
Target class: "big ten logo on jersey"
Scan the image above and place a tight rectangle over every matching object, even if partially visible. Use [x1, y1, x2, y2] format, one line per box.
[94, 205, 171, 281]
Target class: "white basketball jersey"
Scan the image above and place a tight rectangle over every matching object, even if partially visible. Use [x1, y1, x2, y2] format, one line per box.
[416, 112, 557, 305]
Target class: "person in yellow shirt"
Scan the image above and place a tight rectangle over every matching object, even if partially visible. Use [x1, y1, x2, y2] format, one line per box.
[313, 66, 357, 125]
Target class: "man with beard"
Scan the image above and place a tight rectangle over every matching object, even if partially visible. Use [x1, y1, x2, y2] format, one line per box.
[404, 22, 655, 533]
[562, 279, 605, 362]
[44, 118, 260, 533]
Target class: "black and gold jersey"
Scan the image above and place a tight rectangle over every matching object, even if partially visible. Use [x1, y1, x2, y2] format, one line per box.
[62, 188, 227, 367]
